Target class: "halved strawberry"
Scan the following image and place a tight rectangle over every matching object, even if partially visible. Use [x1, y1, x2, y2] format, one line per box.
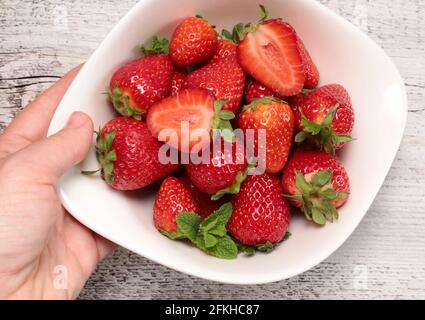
[236, 8, 305, 97]
[147, 88, 235, 153]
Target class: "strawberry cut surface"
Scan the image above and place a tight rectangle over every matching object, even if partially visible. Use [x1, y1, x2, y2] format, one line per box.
[237, 19, 305, 97]
[147, 89, 216, 152]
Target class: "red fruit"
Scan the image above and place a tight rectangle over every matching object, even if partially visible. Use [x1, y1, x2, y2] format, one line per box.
[292, 84, 354, 154]
[171, 69, 187, 95]
[244, 78, 281, 104]
[180, 173, 228, 220]
[94, 117, 181, 191]
[154, 177, 200, 234]
[210, 39, 237, 63]
[297, 37, 320, 88]
[186, 140, 248, 198]
[109, 55, 173, 118]
[182, 56, 246, 114]
[147, 89, 235, 153]
[238, 97, 295, 174]
[237, 19, 305, 97]
[282, 149, 350, 225]
[229, 173, 291, 247]
[170, 16, 218, 68]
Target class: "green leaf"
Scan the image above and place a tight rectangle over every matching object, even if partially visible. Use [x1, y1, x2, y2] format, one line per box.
[312, 208, 327, 225]
[81, 169, 101, 176]
[322, 105, 339, 127]
[159, 230, 185, 240]
[221, 29, 234, 42]
[335, 134, 353, 143]
[283, 194, 304, 202]
[106, 150, 117, 161]
[321, 188, 339, 200]
[176, 212, 202, 242]
[259, 5, 269, 22]
[205, 235, 238, 259]
[220, 129, 235, 143]
[214, 99, 229, 113]
[212, 170, 247, 200]
[243, 96, 281, 111]
[202, 203, 232, 233]
[219, 110, 236, 120]
[300, 112, 322, 134]
[141, 35, 170, 56]
[283, 232, 292, 241]
[236, 242, 256, 256]
[295, 171, 312, 194]
[257, 242, 276, 253]
[204, 233, 218, 249]
[105, 130, 116, 150]
[232, 23, 245, 42]
[312, 170, 332, 188]
[295, 131, 309, 144]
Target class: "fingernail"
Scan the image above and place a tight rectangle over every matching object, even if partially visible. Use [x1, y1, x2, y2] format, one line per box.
[66, 112, 88, 129]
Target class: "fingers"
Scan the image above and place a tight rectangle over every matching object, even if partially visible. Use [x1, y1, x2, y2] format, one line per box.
[0, 66, 82, 155]
[12, 112, 94, 184]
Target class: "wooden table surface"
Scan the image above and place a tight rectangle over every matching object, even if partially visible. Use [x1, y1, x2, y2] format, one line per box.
[1, 0, 424, 299]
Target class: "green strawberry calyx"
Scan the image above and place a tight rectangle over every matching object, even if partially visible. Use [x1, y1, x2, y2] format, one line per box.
[211, 99, 236, 143]
[94, 129, 117, 185]
[109, 84, 145, 120]
[285, 170, 349, 225]
[221, 5, 269, 43]
[141, 35, 170, 56]
[295, 104, 353, 155]
[235, 232, 292, 256]
[160, 203, 239, 260]
[211, 170, 248, 201]
[211, 162, 257, 201]
[243, 96, 283, 111]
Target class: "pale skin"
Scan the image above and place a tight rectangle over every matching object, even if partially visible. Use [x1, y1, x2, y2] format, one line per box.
[0, 67, 116, 299]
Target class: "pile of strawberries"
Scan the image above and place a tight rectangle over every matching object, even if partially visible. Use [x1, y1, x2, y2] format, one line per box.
[87, 6, 355, 259]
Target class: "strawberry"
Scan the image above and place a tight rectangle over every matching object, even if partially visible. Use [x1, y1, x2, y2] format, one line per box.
[154, 177, 200, 236]
[297, 37, 320, 88]
[235, 6, 305, 97]
[180, 173, 229, 220]
[182, 55, 246, 114]
[186, 140, 248, 199]
[147, 88, 236, 153]
[229, 173, 291, 248]
[89, 117, 181, 191]
[109, 37, 173, 118]
[238, 97, 295, 174]
[170, 16, 218, 68]
[210, 39, 237, 63]
[282, 149, 350, 225]
[244, 78, 281, 104]
[171, 68, 187, 95]
[291, 84, 354, 154]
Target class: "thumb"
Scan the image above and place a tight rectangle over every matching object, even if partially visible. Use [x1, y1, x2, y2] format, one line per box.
[14, 112, 94, 183]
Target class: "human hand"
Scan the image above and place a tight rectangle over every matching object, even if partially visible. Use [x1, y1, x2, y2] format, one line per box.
[0, 67, 116, 299]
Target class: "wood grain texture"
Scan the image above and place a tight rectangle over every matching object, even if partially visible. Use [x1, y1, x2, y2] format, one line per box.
[0, 0, 424, 299]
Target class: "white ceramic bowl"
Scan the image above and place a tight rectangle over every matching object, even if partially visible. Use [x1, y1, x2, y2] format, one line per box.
[48, 0, 407, 284]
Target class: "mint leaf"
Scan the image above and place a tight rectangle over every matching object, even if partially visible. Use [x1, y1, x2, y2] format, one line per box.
[159, 230, 185, 240]
[204, 233, 218, 249]
[201, 203, 232, 235]
[176, 212, 201, 242]
[205, 235, 238, 259]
